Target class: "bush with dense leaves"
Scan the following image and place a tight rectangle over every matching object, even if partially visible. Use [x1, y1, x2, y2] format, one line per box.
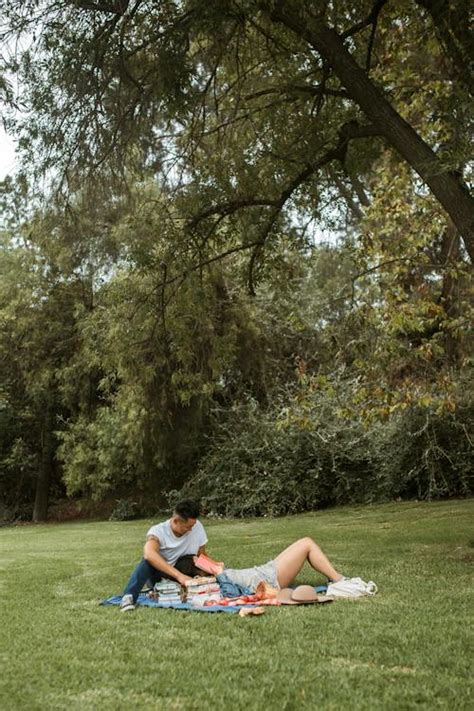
[176, 395, 374, 517]
[373, 402, 473, 500]
[109, 499, 138, 521]
[176, 383, 473, 517]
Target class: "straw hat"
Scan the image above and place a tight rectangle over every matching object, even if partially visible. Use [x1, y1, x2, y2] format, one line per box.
[277, 585, 332, 605]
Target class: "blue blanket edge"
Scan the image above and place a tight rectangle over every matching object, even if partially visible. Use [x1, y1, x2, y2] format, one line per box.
[101, 594, 240, 613]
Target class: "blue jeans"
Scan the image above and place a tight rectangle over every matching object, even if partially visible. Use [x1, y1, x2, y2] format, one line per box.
[122, 559, 163, 603]
[122, 555, 200, 602]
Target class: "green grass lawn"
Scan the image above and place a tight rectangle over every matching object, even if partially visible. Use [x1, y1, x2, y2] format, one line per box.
[1, 500, 473, 710]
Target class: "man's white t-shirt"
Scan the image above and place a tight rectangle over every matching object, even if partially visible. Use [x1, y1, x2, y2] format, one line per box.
[146, 519, 208, 566]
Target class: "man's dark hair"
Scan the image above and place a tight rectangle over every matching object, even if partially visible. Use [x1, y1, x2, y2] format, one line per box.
[173, 499, 200, 520]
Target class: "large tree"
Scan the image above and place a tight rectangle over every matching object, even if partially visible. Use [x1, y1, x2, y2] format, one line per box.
[1, 1, 472, 517]
[3, 0, 473, 267]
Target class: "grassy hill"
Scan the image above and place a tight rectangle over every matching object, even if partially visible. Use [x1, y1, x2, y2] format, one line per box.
[1, 499, 472, 710]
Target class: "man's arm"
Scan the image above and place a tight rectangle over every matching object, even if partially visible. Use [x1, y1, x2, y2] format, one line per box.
[144, 537, 192, 586]
[197, 545, 207, 556]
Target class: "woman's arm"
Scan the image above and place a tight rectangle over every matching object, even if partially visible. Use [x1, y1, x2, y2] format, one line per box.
[193, 551, 225, 575]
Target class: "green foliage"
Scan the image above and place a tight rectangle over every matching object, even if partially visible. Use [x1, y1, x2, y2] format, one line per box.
[1, 0, 473, 518]
[373, 398, 473, 500]
[109, 498, 138, 521]
[175, 389, 371, 517]
[0, 227, 82, 516]
[177, 378, 473, 517]
[58, 404, 145, 501]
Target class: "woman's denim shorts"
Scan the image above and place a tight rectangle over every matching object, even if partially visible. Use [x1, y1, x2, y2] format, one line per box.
[223, 560, 279, 593]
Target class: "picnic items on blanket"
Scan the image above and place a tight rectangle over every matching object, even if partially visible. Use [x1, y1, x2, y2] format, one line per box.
[104, 579, 341, 613]
[148, 576, 222, 605]
[277, 585, 333, 605]
[191, 593, 223, 607]
[326, 577, 378, 599]
[193, 553, 225, 576]
[205, 593, 280, 607]
[204, 580, 282, 608]
[151, 579, 183, 603]
[185, 576, 220, 593]
[185, 576, 221, 606]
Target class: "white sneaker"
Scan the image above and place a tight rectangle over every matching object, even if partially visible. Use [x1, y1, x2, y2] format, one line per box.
[326, 577, 378, 599]
[120, 594, 135, 612]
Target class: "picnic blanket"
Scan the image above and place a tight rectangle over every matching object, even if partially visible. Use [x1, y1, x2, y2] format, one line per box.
[101, 585, 328, 613]
[101, 593, 241, 613]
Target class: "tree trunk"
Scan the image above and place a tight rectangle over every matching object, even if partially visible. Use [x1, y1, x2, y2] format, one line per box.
[32, 409, 54, 522]
[439, 224, 462, 365]
[268, 3, 474, 261]
[332, 172, 365, 220]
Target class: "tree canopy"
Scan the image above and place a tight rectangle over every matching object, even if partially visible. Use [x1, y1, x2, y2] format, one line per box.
[0, 1, 472, 520]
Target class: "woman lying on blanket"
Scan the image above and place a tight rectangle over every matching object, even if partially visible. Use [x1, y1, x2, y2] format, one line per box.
[194, 537, 364, 597]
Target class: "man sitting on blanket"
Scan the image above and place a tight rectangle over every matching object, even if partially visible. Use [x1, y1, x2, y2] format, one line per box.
[120, 498, 363, 612]
[120, 499, 208, 612]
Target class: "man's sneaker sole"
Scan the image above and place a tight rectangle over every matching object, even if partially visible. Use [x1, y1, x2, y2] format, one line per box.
[120, 602, 135, 612]
[120, 594, 135, 612]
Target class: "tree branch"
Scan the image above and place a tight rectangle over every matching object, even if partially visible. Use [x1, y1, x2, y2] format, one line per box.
[187, 120, 379, 232]
[244, 83, 349, 101]
[247, 123, 380, 293]
[340, 0, 389, 40]
[332, 172, 365, 220]
[73, 1, 129, 14]
[345, 170, 371, 207]
[186, 199, 279, 231]
[266, 1, 474, 259]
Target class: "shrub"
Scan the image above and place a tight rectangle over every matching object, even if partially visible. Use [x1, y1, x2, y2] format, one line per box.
[373, 402, 473, 500]
[177, 396, 378, 517]
[109, 499, 138, 521]
[176, 381, 473, 517]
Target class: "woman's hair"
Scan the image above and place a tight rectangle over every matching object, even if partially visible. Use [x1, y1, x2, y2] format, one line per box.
[173, 499, 201, 520]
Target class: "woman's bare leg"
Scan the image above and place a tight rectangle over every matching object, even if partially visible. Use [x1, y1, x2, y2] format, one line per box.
[274, 537, 343, 588]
